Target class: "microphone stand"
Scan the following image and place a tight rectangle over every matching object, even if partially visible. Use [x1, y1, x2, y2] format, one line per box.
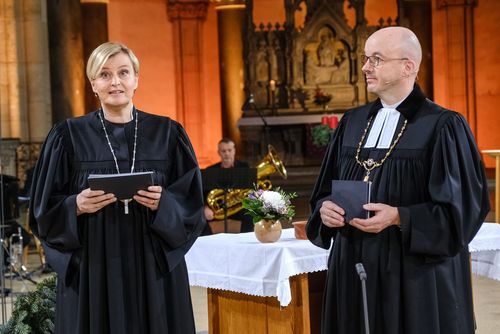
[244, 94, 271, 150]
[356, 263, 370, 334]
[223, 187, 228, 233]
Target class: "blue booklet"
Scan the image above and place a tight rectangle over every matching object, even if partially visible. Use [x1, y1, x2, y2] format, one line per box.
[331, 180, 371, 222]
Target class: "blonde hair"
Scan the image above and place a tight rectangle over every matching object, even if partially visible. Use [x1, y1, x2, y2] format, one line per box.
[86, 42, 140, 81]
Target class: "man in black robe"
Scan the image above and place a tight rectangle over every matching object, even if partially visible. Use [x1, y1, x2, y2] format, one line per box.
[203, 138, 253, 234]
[29, 42, 205, 334]
[307, 27, 490, 333]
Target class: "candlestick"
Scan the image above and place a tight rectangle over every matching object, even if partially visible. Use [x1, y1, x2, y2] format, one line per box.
[269, 79, 276, 92]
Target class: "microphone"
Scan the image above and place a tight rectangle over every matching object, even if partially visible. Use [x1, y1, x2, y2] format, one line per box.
[383, 77, 403, 86]
[383, 71, 417, 85]
[241, 93, 255, 111]
[356, 263, 370, 334]
[356, 262, 367, 280]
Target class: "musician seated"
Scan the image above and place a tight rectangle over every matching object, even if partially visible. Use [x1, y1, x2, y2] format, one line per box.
[202, 138, 254, 235]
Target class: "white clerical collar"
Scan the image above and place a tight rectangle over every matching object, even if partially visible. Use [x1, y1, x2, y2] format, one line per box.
[381, 97, 405, 109]
[364, 108, 399, 148]
[364, 95, 410, 148]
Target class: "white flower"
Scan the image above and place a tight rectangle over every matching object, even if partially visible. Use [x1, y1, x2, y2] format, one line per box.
[261, 191, 286, 212]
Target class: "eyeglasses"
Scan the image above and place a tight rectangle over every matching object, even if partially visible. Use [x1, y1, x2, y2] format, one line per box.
[361, 55, 408, 68]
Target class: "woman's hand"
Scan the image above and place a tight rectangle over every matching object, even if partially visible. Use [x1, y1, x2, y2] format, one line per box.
[76, 188, 116, 215]
[134, 186, 163, 211]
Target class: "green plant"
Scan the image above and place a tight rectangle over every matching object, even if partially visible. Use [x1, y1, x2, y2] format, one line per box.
[0, 275, 57, 334]
[242, 187, 297, 223]
[312, 124, 335, 147]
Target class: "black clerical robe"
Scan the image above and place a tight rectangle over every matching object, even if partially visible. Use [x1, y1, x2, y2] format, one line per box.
[29, 109, 205, 334]
[307, 85, 490, 334]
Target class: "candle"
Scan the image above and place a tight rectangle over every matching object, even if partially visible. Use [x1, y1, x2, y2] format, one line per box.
[329, 116, 338, 129]
[321, 116, 329, 125]
[269, 79, 276, 92]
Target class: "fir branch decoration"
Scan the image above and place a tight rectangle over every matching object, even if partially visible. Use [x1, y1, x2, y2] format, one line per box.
[0, 276, 57, 334]
[312, 124, 335, 147]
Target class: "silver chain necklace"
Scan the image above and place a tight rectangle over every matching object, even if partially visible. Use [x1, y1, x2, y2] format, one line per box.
[97, 108, 138, 214]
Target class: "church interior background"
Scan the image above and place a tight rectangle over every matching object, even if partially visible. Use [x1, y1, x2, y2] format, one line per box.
[1, 0, 499, 220]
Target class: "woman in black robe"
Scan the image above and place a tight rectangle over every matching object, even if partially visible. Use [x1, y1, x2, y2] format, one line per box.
[307, 27, 490, 333]
[29, 42, 205, 333]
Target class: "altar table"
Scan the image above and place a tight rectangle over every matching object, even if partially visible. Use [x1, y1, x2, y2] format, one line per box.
[185, 224, 500, 333]
[482, 149, 500, 224]
[470, 223, 500, 281]
[185, 228, 329, 334]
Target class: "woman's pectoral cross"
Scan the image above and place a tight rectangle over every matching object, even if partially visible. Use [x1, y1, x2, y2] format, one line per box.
[122, 199, 131, 214]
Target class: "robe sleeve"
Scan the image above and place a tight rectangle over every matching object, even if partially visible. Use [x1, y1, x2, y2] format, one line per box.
[28, 121, 82, 284]
[398, 112, 490, 259]
[306, 114, 349, 249]
[149, 122, 206, 272]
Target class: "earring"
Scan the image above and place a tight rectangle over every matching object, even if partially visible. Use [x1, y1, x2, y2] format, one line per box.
[94, 93, 98, 98]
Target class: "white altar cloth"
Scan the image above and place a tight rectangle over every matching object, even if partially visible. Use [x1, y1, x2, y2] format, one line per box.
[185, 228, 329, 307]
[470, 223, 500, 281]
[185, 224, 500, 308]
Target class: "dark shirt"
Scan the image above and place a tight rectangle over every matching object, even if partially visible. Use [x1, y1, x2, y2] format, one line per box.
[203, 160, 253, 233]
[207, 160, 249, 169]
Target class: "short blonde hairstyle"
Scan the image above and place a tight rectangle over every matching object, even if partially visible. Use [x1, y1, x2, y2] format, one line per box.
[86, 42, 140, 81]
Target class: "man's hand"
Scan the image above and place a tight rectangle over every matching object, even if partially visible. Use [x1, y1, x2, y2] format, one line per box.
[204, 205, 214, 221]
[76, 188, 116, 215]
[134, 186, 163, 211]
[320, 200, 346, 228]
[349, 203, 400, 233]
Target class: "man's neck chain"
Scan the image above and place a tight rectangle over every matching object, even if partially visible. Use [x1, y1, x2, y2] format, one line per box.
[355, 115, 408, 182]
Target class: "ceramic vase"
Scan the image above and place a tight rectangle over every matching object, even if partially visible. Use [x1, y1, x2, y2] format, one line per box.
[254, 219, 282, 243]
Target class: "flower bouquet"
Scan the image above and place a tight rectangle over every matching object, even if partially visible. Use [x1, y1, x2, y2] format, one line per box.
[242, 188, 297, 223]
[242, 188, 297, 243]
[313, 86, 332, 109]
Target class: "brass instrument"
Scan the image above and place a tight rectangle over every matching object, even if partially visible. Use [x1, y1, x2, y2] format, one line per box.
[207, 145, 287, 220]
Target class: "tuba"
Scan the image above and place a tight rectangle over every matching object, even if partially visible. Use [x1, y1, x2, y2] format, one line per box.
[206, 145, 287, 220]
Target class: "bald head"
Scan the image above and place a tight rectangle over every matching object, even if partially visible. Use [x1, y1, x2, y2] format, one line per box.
[363, 27, 422, 103]
[368, 27, 422, 71]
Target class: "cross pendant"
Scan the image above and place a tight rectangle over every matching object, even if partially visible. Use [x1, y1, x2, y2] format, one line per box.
[122, 199, 130, 214]
[363, 171, 370, 182]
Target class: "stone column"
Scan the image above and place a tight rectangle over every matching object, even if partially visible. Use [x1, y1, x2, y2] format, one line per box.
[81, 1, 109, 113]
[167, 0, 209, 152]
[47, 0, 85, 122]
[213, 0, 246, 148]
[0, 0, 27, 139]
[432, 0, 477, 135]
[398, 0, 433, 100]
[23, 0, 52, 142]
[0, 0, 51, 180]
